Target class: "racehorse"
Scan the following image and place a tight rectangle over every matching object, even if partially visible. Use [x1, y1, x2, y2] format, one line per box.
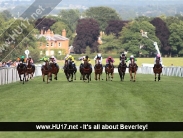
[153, 58, 162, 81]
[41, 60, 51, 84]
[94, 59, 103, 81]
[49, 61, 59, 81]
[82, 59, 92, 83]
[64, 60, 77, 82]
[26, 59, 35, 81]
[129, 58, 138, 82]
[105, 59, 114, 81]
[17, 61, 27, 84]
[118, 57, 127, 81]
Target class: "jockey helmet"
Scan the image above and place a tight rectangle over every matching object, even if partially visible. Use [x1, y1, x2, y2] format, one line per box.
[121, 53, 125, 56]
[97, 53, 101, 57]
[29, 56, 31, 59]
[86, 55, 89, 59]
[130, 55, 134, 58]
[157, 54, 161, 57]
[68, 55, 72, 58]
[21, 56, 25, 59]
[108, 56, 112, 59]
[51, 55, 54, 58]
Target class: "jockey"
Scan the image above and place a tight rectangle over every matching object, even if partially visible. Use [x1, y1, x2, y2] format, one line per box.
[79, 56, 85, 69]
[26, 56, 35, 68]
[105, 56, 115, 68]
[50, 55, 59, 68]
[120, 53, 127, 62]
[83, 55, 92, 69]
[17, 55, 26, 68]
[126, 55, 138, 67]
[65, 54, 76, 69]
[94, 53, 103, 68]
[153, 54, 163, 68]
[40, 56, 49, 70]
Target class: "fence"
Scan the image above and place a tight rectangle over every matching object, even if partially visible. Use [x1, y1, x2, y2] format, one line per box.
[0, 66, 183, 85]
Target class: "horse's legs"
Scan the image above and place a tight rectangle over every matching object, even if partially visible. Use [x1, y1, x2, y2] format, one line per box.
[134, 72, 136, 82]
[95, 73, 97, 80]
[155, 73, 157, 81]
[130, 71, 132, 81]
[19, 74, 22, 81]
[106, 73, 107, 81]
[50, 74, 52, 81]
[74, 71, 76, 80]
[158, 73, 160, 81]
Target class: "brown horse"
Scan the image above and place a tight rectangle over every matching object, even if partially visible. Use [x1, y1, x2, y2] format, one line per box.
[64, 60, 77, 82]
[118, 57, 127, 81]
[49, 61, 59, 81]
[26, 59, 35, 81]
[41, 60, 51, 84]
[17, 62, 27, 84]
[153, 58, 162, 81]
[105, 60, 114, 81]
[129, 58, 138, 82]
[94, 59, 103, 81]
[82, 59, 92, 83]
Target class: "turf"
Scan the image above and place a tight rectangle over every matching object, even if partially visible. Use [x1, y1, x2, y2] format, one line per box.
[0, 72, 183, 138]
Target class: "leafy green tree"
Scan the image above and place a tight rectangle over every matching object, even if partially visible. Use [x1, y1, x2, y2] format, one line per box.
[99, 34, 121, 54]
[85, 6, 120, 31]
[168, 21, 183, 56]
[119, 21, 160, 57]
[58, 9, 80, 32]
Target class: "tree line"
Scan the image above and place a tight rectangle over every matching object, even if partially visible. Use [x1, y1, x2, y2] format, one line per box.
[1, 6, 183, 62]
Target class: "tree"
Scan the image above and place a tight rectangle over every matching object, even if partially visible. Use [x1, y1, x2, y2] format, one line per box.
[99, 34, 121, 54]
[168, 21, 183, 56]
[73, 18, 100, 54]
[150, 17, 170, 56]
[35, 18, 56, 31]
[0, 19, 40, 61]
[85, 6, 120, 31]
[58, 9, 80, 32]
[105, 20, 129, 38]
[0, 10, 12, 21]
[119, 21, 160, 57]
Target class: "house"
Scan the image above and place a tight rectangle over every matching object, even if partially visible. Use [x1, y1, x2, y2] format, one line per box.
[37, 29, 69, 56]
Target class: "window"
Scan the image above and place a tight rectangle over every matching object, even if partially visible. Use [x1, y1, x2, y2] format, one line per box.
[40, 51, 42, 55]
[50, 50, 54, 55]
[46, 43, 49, 47]
[59, 42, 62, 47]
[51, 42, 53, 46]
[46, 51, 49, 56]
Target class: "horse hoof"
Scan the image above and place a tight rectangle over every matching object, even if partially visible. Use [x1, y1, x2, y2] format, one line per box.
[134, 80, 135, 82]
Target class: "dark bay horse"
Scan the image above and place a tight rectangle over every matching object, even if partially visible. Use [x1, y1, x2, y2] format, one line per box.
[129, 58, 138, 82]
[82, 60, 92, 83]
[118, 57, 127, 81]
[41, 61, 51, 84]
[17, 62, 27, 84]
[64, 60, 77, 82]
[26, 59, 35, 81]
[105, 60, 114, 81]
[153, 58, 162, 81]
[49, 62, 59, 81]
[94, 59, 103, 81]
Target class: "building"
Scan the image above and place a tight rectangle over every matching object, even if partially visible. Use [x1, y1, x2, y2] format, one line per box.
[37, 29, 69, 56]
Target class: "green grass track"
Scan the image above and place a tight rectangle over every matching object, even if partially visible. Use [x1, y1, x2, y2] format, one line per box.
[0, 72, 183, 138]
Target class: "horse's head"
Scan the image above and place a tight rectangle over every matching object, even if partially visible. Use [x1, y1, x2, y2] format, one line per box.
[83, 59, 89, 68]
[131, 58, 135, 65]
[95, 59, 100, 65]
